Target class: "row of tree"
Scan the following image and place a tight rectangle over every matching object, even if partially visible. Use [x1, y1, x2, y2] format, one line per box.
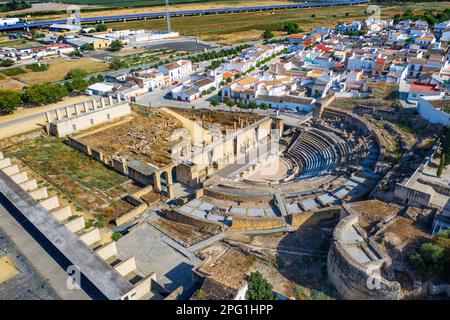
[188, 45, 250, 64]
[0, 69, 104, 114]
[0, 0, 30, 13]
[393, 7, 450, 26]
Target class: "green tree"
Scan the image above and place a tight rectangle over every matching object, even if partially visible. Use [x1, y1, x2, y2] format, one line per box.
[70, 50, 82, 57]
[226, 99, 235, 111]
[210, 99, 219, 107]
[283, 22, 302, 34]
[81, 43, 95, 51]
[0, 59, 14, 67]
[66, 77, 89, 93]
[410, 242, 445, 275]
[245, 271, 276, 300]
[65, 68, 88, 80]
[95, 24, 107, 32]
[248, 101, 257, 113]
[259, 103, 269, 110]
[21, 83, 67, 105]
[0, 89, 22, 113]
[237, 100, 246, 109]
[263, 30, 274, 40]
[109, 40, 124, 52]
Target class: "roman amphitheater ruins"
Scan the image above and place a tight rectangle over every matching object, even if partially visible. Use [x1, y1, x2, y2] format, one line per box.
[2, 94, 448, 300]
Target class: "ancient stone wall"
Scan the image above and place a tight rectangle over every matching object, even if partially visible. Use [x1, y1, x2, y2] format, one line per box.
[204, 188, 273, 202]
[162, 208, 224, 235]
[290, 206, 341, 228]
[230, 216, 285, 231]
[66, 137, 91, 156]
[327, 241, 402, 300]
[327, 213, 402, 300]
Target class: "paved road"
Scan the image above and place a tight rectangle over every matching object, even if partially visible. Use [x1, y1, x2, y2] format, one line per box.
[0, 96, 96, 129]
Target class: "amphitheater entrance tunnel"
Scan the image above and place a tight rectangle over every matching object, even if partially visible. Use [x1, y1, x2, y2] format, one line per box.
[153, 168, 175, 199]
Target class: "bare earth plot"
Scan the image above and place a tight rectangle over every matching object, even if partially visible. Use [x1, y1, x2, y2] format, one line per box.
[77, 109, 182, 167]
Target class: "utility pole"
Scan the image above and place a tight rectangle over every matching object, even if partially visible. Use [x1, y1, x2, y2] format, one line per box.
[166, 0, 171, 33]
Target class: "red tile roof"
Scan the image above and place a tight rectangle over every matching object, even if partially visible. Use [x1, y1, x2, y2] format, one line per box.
[410, 82, 441, 94]
[315, 44, 331, 52]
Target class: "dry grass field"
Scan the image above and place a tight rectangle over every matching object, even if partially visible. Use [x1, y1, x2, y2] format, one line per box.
[98, 2, 450, 44]
[13, 58, 109, 85]
[25, 0, 290, 21]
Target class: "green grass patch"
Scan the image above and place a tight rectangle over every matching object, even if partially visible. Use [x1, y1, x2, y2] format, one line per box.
[5, 136, 128, 191]
[25, 63, 49, 72]
[2, 67, 27, 76]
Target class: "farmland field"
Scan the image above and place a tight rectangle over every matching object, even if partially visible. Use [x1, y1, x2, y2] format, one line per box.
[97, 2, 450, 44]
[25, 0, 290, 21]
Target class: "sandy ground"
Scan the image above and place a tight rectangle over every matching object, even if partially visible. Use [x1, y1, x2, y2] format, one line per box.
[26, 0, 290, 21]
[0, 255, 19, 284]
[0, 95, 91, 139]
[246, 156, 289, 182]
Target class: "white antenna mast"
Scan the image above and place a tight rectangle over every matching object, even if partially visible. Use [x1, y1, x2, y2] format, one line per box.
[166, 0, 171, 33]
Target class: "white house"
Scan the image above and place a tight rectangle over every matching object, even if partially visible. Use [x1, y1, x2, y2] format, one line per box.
[158, 60, 192, 85]
[408, 83, 444, 101]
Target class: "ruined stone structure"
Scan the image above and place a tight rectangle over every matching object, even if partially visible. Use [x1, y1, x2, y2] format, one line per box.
[48, 96, 131, 137]
[327, 202, 402, 300]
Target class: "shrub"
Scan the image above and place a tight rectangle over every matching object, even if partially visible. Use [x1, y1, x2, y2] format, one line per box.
[65, 68, 88, 80]
[109, 40, 124, 52]
[85, 219, 94, 229]
[95, 24, 107, 32]
[25, 63, 48, 72]
[259, 103, 269, 110]
[81, 43, 95, 51]
[0, 59, 14, 67]
[263, 30, 274, 40]
[2, 67, 26, 76]
[111, 232, 122, 241]
[70, 50, 83, 57]
[245, 271, 276, 300]
[94, 221, 105, 229]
